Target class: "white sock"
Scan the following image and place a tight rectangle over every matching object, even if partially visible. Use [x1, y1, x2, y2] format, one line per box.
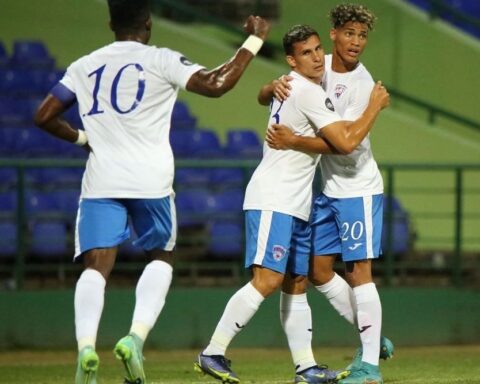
[74, 269, 106, 351]
[280, 292, 316, 373]
[203, 282, 264, 356]
[354, 283, 382, 366]
[315, 273, 357, 325]
[131, 260, 173, 342]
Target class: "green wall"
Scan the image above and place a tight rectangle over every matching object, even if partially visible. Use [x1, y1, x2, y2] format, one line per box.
[1, 287, 480, 349]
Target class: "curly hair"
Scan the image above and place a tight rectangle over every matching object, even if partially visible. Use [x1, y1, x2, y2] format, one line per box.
[108, 0, 150, 33]
[329, 3, 376, 31]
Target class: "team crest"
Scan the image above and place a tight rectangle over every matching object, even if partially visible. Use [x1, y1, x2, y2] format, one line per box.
[325, 97, 335, 111]
[334, 84, 347, 99]
[272, 245, 287, 261]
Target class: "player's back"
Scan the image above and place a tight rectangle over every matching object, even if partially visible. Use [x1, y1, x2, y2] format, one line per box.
[62, 41, 203, 199]
[244, 71, 338, 221]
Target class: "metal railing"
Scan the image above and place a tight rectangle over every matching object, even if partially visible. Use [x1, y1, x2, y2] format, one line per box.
[0, 159, 479, 290]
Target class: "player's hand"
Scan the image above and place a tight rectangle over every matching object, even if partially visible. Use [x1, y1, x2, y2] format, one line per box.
[369, 81, 390, 110]
[271, 75, 293, 102]
[244, 15, 270, 41]
[266, 124, 295, 150]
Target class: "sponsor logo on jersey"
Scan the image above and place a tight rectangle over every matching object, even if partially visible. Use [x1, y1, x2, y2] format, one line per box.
[334, 84, 347, 99]
[180, 56, 193, 66]
[325, 97, 335, 111]
[272, 245, 287, 261]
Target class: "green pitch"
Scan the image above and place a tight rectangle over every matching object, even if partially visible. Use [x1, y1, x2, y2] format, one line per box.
[1, 345, 479, 383]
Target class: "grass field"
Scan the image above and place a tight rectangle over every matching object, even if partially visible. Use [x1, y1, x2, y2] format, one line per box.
[1, 345, 480, 383]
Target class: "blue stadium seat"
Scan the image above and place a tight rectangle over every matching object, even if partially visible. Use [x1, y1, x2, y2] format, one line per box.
[208, 219, 244, 258]
[225, 129, 263, 158]
[0, 97, 35, 126]
[206, 189, 244, 220]
[0, 221, 17, 259]
[25, 191, 58, 216]
[0, 42, 8, 69]
[176, 188, 212, 226]
[52, 189, 81, 216]
[171, 100, 196, 130]
[12, 127, 60, 157]
[171, 129, 223, 158]
[10, 40, 55, 70]
[189, 129, 224, 158]
[0, 69, 50, 96]
[0, 168, 17, 188]
[40, 167, 83, 187]
[30, 220, 68, 257]
[382, 196, 412, 256]
[0, 191, 16, 215]
[175, 167, 212, 189]
[209, 168, 245, 189]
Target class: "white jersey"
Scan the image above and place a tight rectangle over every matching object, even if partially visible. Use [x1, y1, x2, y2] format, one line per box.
[320, 54, 383, 198]
[243, 71, 342, 221]
[60, 41, 204, 198]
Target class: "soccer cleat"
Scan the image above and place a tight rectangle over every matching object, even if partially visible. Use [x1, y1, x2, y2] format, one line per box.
[114, 333, 146, 384]
[295, 365, 350, 384]
[346, 336, 394, 370]
[193, 353, 240, 383]
[75, 346, 99, 384]
[338, 362, 383, 384]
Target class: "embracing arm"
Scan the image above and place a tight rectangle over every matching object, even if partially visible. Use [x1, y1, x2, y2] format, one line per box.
[257, 75, 293, 106]
[186, 15, 270, 97]
[266, 124, 340, 154]
[321, 82, 388, 154]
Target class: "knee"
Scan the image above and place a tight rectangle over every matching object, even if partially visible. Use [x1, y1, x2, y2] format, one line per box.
[83, 249, 116, 280]
[252, 275, 283, 297]
[309, 268, 335, 286]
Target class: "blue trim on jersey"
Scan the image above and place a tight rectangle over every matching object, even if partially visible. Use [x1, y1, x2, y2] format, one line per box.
[311, 194, 383, 261]
[50, 82, 76, 105]
[245, 210, 310, 275]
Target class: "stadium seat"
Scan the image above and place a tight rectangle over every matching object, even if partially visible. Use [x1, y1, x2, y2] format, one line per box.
[25, 190, 58, 216]
[188, 129, 224, 158]
[209, 168, 245, 189]
[40, 167, 83, 187]
[175, 167, 212, 189]
[0, 191, 16, 216]
[0, 221, 17, 258]
[206, 189, 244, 221]
[208, 219, 244, 258]
[171, 129, 223, 158]
[0, 97, 36, 126]
[30, 220, 68, 257]
[12, 127, 60, 157]
[225, 129, 263, 158]
[10, 40, 55, 70]
[175, 188, 212, 226]
[0, 168, 17, 188]
[0, 42, 8, 68]
[382, 196, 412, 256]
[171, 100, 197, 130]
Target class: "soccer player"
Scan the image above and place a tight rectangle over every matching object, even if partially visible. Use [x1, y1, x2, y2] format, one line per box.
[261, 4, 393, 384]
[194, 24, 389, 384]
[33, 1, 269, 383]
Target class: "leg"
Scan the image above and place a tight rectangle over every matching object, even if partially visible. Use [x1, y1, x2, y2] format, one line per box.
[195, 266, 281, 383]
[114, 197, 176, 384]
[310, 255, 357, 326]
[74, 247, 117, 384]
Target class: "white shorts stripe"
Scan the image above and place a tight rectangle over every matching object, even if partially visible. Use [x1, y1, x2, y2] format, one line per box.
[164, 195, 177, 251]
[363, 196, 373, 259]
[254, 211, 272, 265]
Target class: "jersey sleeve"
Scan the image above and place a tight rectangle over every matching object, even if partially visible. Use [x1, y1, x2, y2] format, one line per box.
[297, 85, 342, 132]
[342, 78, 374, 121]
[157, 48, 205, 89]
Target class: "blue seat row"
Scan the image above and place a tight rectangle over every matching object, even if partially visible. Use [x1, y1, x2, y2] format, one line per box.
[0, 40, 56, 70]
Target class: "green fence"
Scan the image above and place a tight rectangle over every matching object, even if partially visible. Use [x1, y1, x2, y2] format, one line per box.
[0, 159, 479, 290]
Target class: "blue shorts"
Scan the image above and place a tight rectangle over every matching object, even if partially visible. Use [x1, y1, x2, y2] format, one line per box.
[311, 193, 383, 262]
[74, 195, 177, 259]
[244, 210, 311, 276]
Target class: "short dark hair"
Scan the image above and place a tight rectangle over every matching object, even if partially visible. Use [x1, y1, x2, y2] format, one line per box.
[329, 3, 376, 31]
[283, 25, 319, 56]
[108, 0, 151, 33]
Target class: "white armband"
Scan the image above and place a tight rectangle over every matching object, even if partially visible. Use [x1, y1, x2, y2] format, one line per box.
[74, 130, 88, 146]
[241, 35, 264, 56]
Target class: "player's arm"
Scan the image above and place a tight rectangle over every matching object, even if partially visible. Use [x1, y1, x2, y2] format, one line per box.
[266, 124, 340, 154]
[186, 15, 270, 97]
[320, 81, 389, 154]
[34, 87, 89, 148]
[257, 75, 293, 105]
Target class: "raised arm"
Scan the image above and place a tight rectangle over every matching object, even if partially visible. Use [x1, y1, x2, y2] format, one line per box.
[186, 15, 270, 97]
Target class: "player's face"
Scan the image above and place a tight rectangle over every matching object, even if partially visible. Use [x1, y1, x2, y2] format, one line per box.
[330, 21, 368, 68]
[286, 35, 325, 83]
